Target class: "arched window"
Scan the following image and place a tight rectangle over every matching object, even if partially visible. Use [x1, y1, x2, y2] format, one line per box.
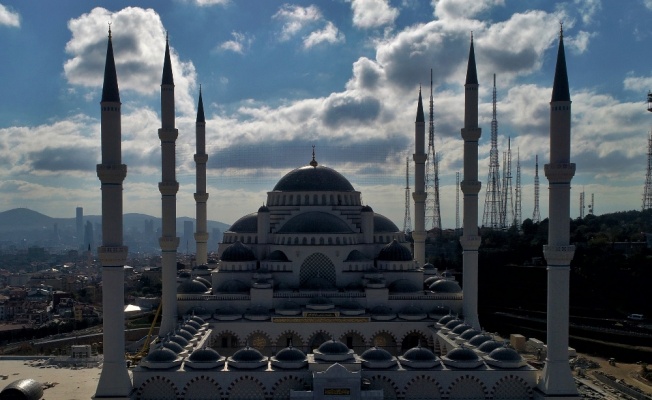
[319, 237, 324, 245]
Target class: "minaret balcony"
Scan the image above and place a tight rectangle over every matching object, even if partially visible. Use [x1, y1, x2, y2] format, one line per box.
[460, 179, 481, 195]
[544, 163, 576, 183]
[194, 154, 208, 163]
[543, 244, 575, 266]
[158, 128, 179, 142]
[194, 232, 209, 242]
[98, 245, 128, 266]
[159, 181, 179, 195]
[194, 193, 209, 202]
[412, 154, 427, 163]
[96, 164, 127, 183]
[159, 236, 180, 251]
[459, 235, 481, 250]
[412, 192, 426, 202]
[461, 127, 481, 141]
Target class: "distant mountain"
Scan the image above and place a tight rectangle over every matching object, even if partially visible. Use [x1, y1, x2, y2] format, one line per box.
[0, 208, 230, 234]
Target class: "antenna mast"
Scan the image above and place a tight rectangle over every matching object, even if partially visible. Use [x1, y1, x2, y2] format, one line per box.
[456, 171, 460, 233]
[514, 149, 522, 227]
[579, 190, 585, 218]
[644, 130, 652, 210]
[425, 69, 442, 231]
[501, 137, 513, 227]
[532, 154, 541, 223]
[482, 73, 502, 228]
[403, 156, 412, 233]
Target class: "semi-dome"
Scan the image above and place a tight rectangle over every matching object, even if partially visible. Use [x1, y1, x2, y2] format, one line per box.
[360, 347, 397, 369]
[220, 241, 256, 262]
[430, 279, 462, 293]
[194, 276, 212, 289]
[218, 279, 249, 293]
[214, 306, 242, 321]
[177, 279, 208, 294]
[277, 212, 353, 234]
[388, 279, 420, 293]
[339, 300, 365, 316]
[373, 214, 400, 232]
[271, 346, 308, 369]
[266, 250, 289, 261]
[276, 300, 301, 316]
[344, 249, 370, 262]
[370, 305, 396, 321]
[228, 213, 258, 232]
[377, 240, 412, 261]
[398, 304, 427, 320]
[398, 345, 440, 369]
[244, 305, 271, 321]
[273, 165, 355, 192]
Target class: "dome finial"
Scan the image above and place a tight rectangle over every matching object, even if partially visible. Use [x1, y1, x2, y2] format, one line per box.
[559, 21, 563, 38]
[108, 22, 112, 39]
[310, 145, 318, 167]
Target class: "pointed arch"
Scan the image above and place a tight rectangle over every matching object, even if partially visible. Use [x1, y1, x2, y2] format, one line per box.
[491, 375, 534, 399]
[271, 375, 308, 400]
[338, 330, 366, 352]
[274, 330, 305, 349]
[367, 375, 399, 400]
[181, 376, 223, 400]
[246, 330, 273, 354]
[227, 376, 266, 400]
[135, 376, 179, 400]
[403, 375, 442, 399]
[299, 252, 336, 287]
[399, 329, 431, 352]
[446, 375, 487, 400]
[370, 330, 398, 355]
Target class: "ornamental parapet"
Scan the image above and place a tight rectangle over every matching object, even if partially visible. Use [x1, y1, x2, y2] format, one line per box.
[194, 154, 208, 163]
[194, 232, 209, 242]
[459, 235, 481, 250]
[544, 163, 576, 183]
[461, 127, 481, 141]
[158, 128, 178, 142]
[159, 181, 179, 195]
[96, 164, 127, 183]
[159, 236, 180, 251]
[460, 180, 481, 194]
[413, 154, 427, 163]
[543, 244, 576, 266]
[412, 192, 427, 202]
[194, 193, 209, 202]
[98, 245, 128, 266]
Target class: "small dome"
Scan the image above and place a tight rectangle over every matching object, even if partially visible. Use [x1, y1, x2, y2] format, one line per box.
[266, 250, 289, 261]
[195, 276, 212, 289]
[162, 341, 184, 354]
[258, 204, 269, 212]
[278, 212, 354, 234]
[468, 333, 492, 347]
[188, 348, 222, 363]
[188, 315, 206, 325]
[377, 239, 412, 261]
[446, 347, 480, 361]
[344, 249, 370, 262]
[273, 165, 355, 192]
[422, 262, 436, 270]
[403, 345, 437, 362]
[488, 346, 522, 362]
[459, 328, 481, 341]
[399, 304, 426, 320]
[245, 305, 270, 317]
[177, 279, 208, 294]
[178, 271, 192, 279]
[361, 347, 393, 362]
[169, 334, 190, 347]
[373, 214, 400, 232]
[388, 279, 420, 293]
[180, 324, 198, 335]
[477, 340, 503, 354]
[430, 279, 462, 293]
[437, 314, 456, 325]
[451, 323, 472, 335]
[231, 346, 265, 362]
[444, 319, 463, 330]
[145, 348, 178, 363]
[218, 279, 249, 293]
[221, 241, 256, 262]
[0, 379, 43, 400]
[176, 329, 195, 341]
[228, 213, 258, 232]
[277, 300, 301, 311]
[275, 346, 307, 362]
[424, 276, 441, 286]
[340, 300, 364, 310]
[193, 264, 209, 270]
[370, 305, 394, 316]
[361, 205, 373, 212]
[317, 339, 349, 355]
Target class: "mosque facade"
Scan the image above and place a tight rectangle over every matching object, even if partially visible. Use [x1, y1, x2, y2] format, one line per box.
[94, 24, 578, 400]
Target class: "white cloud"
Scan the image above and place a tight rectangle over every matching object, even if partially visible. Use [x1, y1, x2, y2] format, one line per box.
[218, 31, 254, 54]
[191, 0, 230, 6]
[433, 0, 505, 20]
[350, 0, 399, 29]
[573, 0, 601, 25]
[64, 7, 197, 116]
[0, 3, 20, 27]
[645, 0, 652, 10]
[623, 74, 652, 92]
[303, 22, 345, 48]
[273, 4, 323, 41]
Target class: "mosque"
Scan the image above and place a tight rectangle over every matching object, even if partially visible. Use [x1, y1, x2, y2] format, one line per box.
[92, 24, 579, 400]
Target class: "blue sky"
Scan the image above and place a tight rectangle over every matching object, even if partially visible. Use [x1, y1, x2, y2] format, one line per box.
[0, 0, 651, 230]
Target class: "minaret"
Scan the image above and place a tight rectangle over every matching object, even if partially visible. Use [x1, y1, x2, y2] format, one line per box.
[412, 88, 427, 266]
[538, 26, 579, 398]
[194, 87, 209, 266]
[94, 27, 133, 399]
[159, 34, 180, 336]
[459, 35, 482, 330]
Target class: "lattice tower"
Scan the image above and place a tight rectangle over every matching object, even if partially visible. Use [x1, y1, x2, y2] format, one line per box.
[590, 193, 595, 215]
[403, 156, 412, 233]
[482, 74, 503, 228]
[532, 154, 541, 222]
[579, 191, 585, 219]
[425, 69, 442, 230]
[514, 149, 522, 227]
[501, 137, 513, 227]
[456, 171, 460, 232]
[643, 130, 652, 210]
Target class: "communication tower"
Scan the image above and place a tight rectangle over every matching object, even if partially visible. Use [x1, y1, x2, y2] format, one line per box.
[456, 171, 460, 233]
[482, 74, 503, 228]
[589, 193, 595, 215]
[514, 150, 522, 227]
[644, 130, 652, 210]
[425, 69, 442, 230]
[403, 156, 412, 234]
[532, 155, 541, 223]
[501, 137, 513, 227]
[579, 190, 585, 219]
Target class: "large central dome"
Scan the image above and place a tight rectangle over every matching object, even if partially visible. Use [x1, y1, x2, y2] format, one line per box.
[273, 165, 355, 192]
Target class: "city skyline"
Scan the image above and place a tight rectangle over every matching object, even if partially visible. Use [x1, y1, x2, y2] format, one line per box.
[1, 0, 651, 228]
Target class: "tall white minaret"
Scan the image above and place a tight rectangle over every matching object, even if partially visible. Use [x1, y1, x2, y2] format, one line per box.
[412, 89, 426, 266]
[94, 27, 133, 399]
[159, 34, 180, 336]
[194, 88, 209, 266]
[460, 35, 482, 330]
[538, 26, 579, 398]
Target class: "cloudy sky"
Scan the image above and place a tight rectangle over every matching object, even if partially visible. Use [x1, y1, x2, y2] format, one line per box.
[0, 0, 651, 230]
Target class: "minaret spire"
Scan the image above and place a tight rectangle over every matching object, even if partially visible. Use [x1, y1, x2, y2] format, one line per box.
[101, 26, 120, 103]
[162, 32, 174, 86]
[194, 87, 209, 266]
[412, 86, 427, 266]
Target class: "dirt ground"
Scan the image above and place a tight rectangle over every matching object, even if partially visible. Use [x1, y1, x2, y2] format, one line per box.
[579, 353, 652, 396]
